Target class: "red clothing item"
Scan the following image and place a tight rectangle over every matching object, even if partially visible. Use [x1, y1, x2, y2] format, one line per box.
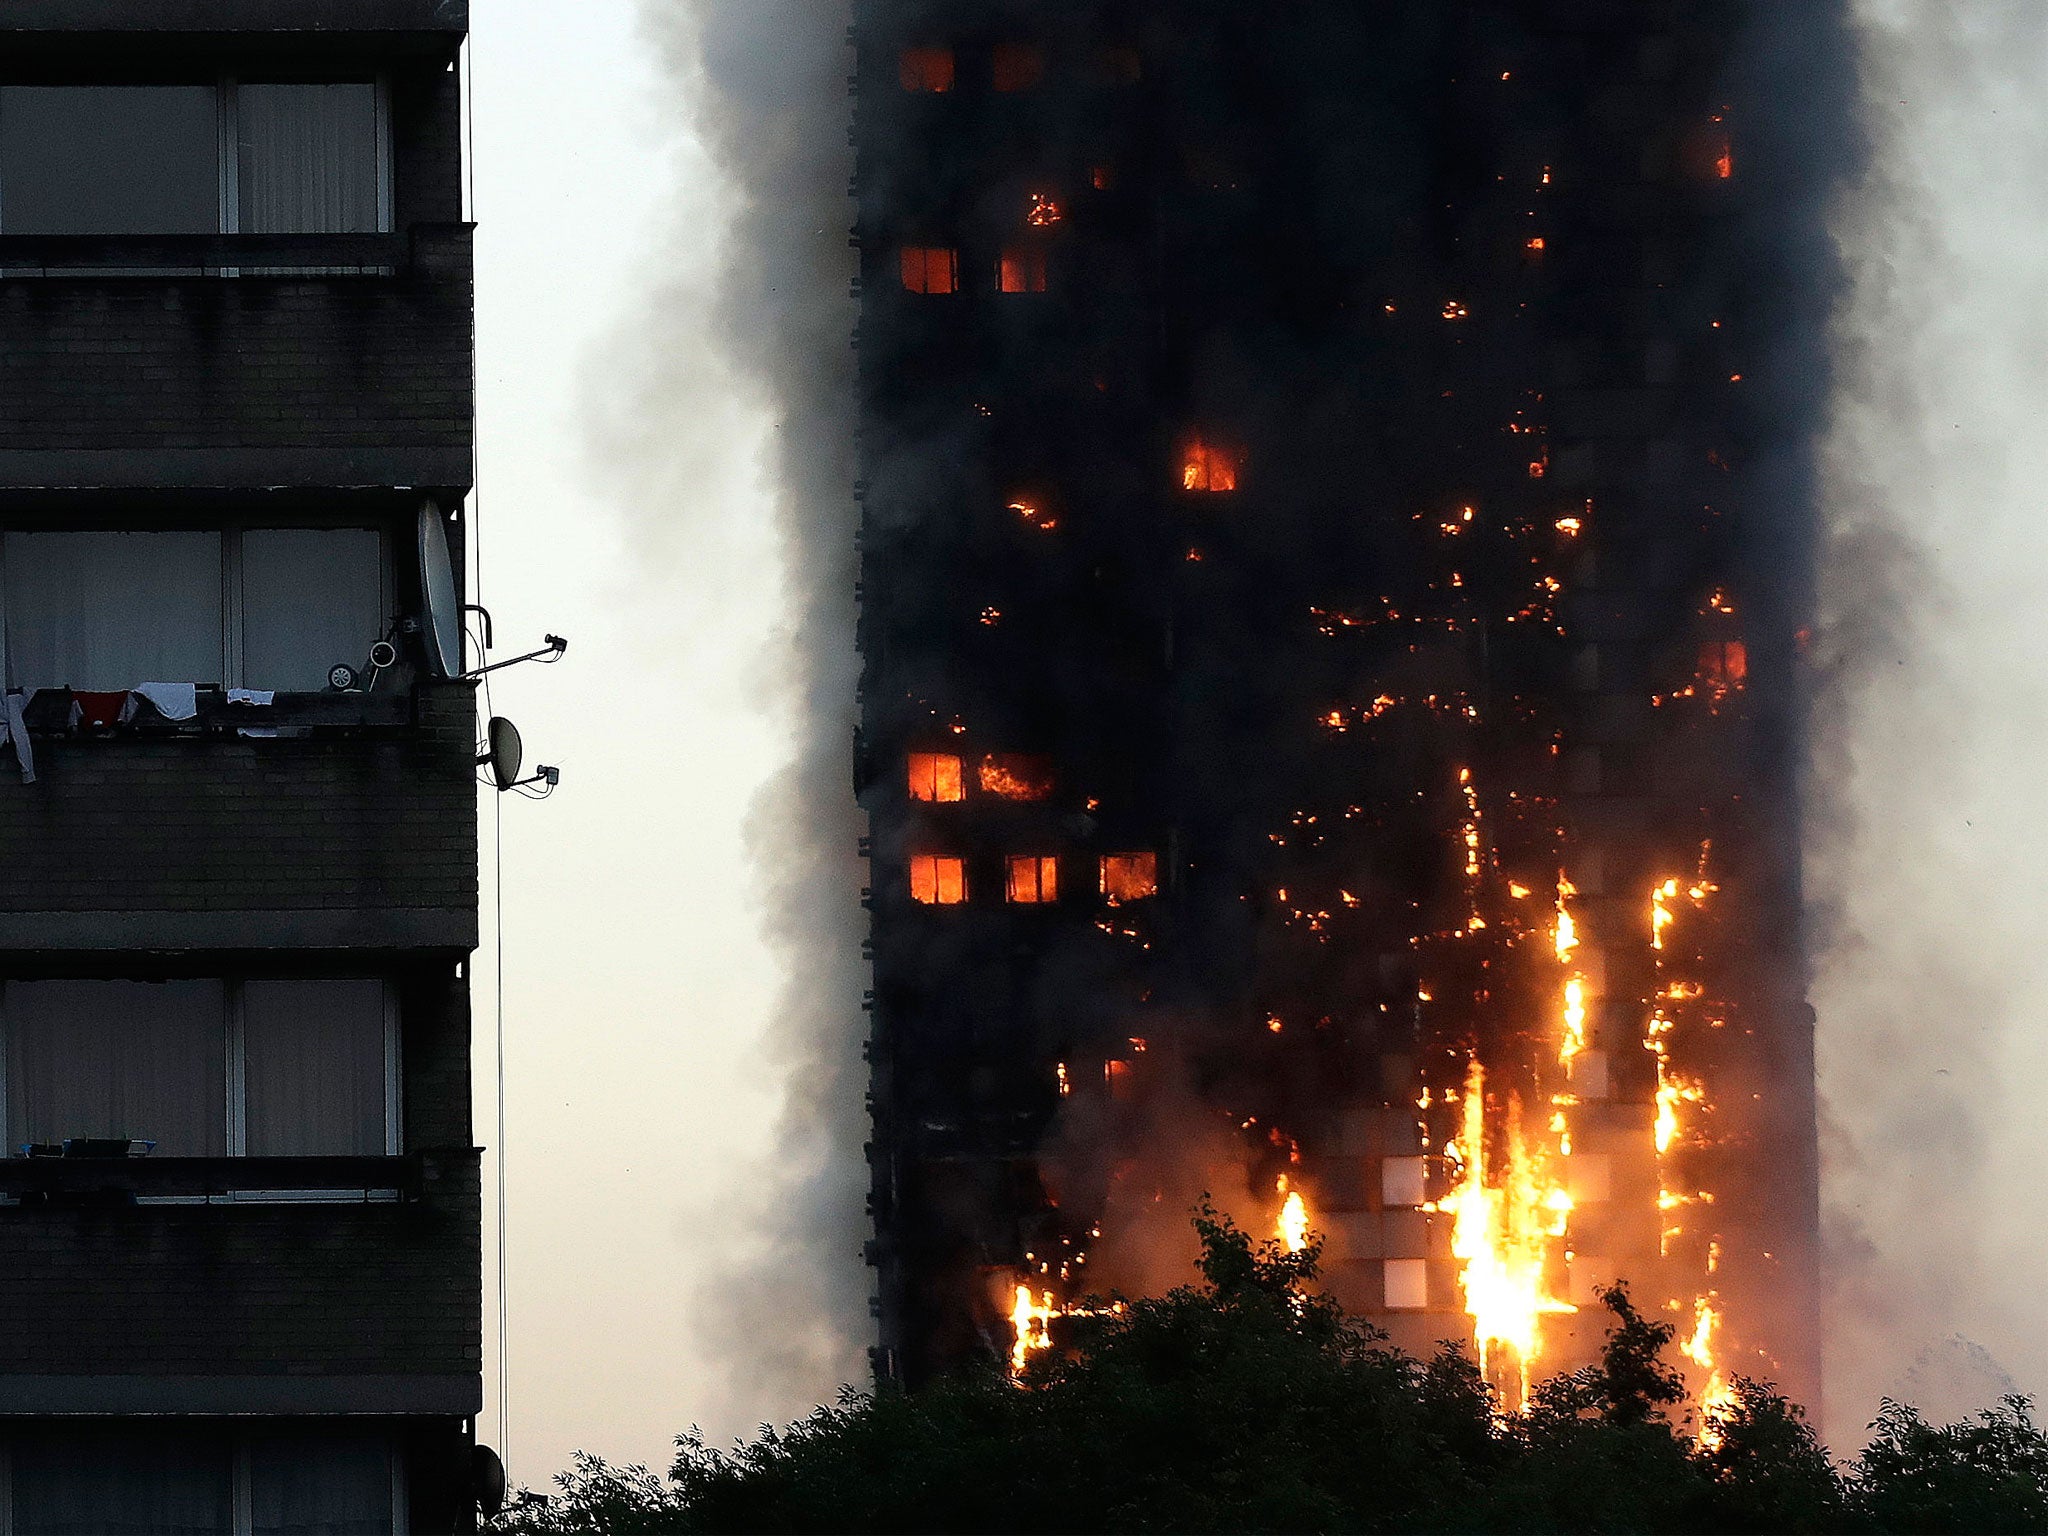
[72, 691, 129, 729]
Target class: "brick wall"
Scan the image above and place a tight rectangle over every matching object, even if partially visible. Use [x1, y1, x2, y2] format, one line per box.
[0, 685, 476, 948]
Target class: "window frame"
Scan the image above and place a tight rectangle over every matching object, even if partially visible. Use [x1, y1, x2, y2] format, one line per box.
[0, 977, 403, 1178]
[0, 522, 396, 694]
[0, 76, 393, 239]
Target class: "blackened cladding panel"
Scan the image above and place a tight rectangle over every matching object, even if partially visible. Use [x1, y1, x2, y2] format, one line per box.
[854, 0, 1843, 1404]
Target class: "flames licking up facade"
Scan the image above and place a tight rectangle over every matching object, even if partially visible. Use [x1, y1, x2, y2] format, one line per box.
[853, 1, 1843, 1420]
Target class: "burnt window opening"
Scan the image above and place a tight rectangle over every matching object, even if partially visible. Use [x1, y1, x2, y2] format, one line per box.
[990, 43, 1046, 93]
[906, 752, 965, 803]
[910, 854, 968, 905]
[899, 245, 959, 294]
[1100, 852, 1159, 903]
[1104, 1057, 1135, 1098]
[979, 753, 1054, 801]
[997, 246, 1048, 294]
[1089, 163, 1117, 192]
[1026, 191, 1063, 227]
[898, 46, 956, 93]
[1697, 640, 1748, 691]
[1006, 855, 1058, 904]
[1181, 440, 1241, 493]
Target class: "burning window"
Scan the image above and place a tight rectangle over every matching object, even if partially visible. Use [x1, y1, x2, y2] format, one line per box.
[979, 754, 1053, 801]
[899, 245, 959, 294]
[1006, 855, 1058, 904]
[1180, 440, 1240, 492]
[997, 246, 1048, 294]
[1026, 192, 1062, 227]
[906, 753, 965, 803]
[990, 43, 1045, 93]
[909, 854, 967, 905]
[1089, 163, 1116, 192]
[1697, 640, 1748, 691]
[1383, 1257, 1428, 1311]
[1104, 1058, 1134, 1099]
[1099, 852, 1158, 903]
[897, 46, 955, 93]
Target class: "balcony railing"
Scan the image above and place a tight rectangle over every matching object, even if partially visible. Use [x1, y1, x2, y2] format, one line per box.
[0, 1154, 424, 1205]
[0, 225, 469, 279]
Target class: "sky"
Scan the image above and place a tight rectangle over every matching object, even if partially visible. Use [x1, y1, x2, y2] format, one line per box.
[460, 0, 2048, 1482]
[465, 0, 800, 1480]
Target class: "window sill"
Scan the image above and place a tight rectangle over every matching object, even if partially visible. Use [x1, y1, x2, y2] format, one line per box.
[0, 1154, 422, 1205]
[0, 225, 470, 279]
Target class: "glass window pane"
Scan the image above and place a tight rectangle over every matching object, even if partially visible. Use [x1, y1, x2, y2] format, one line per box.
[0, 86, 219, 235]
[3, 531, 224, 691]
[243, 979, 388, 1157]
[241, 529, 385, 692]
[12, 1426, 233, 1536]
[238, 84, 380, 235]
[251, 1430, 394, 1536]
[4, 981, 226, 1157]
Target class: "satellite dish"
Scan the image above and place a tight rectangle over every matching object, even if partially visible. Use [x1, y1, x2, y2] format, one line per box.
[484, 716, 523, 791]
[471, 1444, 508, 1517]
[417, 500, 462, 679]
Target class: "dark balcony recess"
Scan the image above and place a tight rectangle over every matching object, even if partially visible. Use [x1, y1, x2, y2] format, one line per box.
[0, 224, 469, 279]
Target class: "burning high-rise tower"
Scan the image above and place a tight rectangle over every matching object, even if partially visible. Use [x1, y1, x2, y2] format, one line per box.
[854, 0, 1844, 1416]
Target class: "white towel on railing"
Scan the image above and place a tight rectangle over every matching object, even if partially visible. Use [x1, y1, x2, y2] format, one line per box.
[3, 690, 34, 784]
[226, 688, 276, 706]
[129, 681, 199, 722]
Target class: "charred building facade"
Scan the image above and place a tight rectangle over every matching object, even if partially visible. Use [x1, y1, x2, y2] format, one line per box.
[855, 2, 1842, 1412]
[0, 2, 485, 1526]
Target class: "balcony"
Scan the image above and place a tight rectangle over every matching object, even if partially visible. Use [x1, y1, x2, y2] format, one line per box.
[0, 224, 474, 496]
[0, 1147, 479, 1414]
[0, 681, 477, 952]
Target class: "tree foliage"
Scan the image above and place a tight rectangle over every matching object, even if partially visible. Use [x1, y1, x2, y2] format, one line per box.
[497, 1209, 2048, 1534]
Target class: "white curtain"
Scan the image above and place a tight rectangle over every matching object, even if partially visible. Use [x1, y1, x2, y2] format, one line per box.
[242, 979, 388, 1157]
[2, 531, 223, 691]
[10, 1428, 233, 1535]
[250, 1432, 395, 1536]
[240, 528, 385, 692]
[238, 84, 381, 235]
[3, 981, 226, 1157]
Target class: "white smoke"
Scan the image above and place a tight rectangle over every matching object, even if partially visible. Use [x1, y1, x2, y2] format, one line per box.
[1815, 0, 2048, 1449]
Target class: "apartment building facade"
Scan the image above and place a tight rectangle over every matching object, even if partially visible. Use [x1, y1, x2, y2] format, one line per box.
[0, 2, 485, 1527]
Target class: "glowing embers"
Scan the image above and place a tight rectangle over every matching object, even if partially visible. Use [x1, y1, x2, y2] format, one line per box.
[1006, 855, 1058, 905]
[1098, 852, 1158, 903]
[897, 45, 955, 92]
[990, 42, 1045, 93]
[906, 752, 965, 803]
[1430, 1059, 1577, 1411]
[997, 246, 1048, 294]
[979, 753, 1053, 801]
[899, 245, 959, 294]
[1007, 497, 1058, 533]
[908, 853, 966, 905]
[1026, 192, 1063, 226]
[1179, 439, 1240, 493]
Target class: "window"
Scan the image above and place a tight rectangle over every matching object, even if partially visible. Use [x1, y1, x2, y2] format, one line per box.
[1380, 1155, 1427, 1209]
[237, 83, 383, 235]
[997, 246, 1048, 294]
[899, 245, 958, 294]
[906, 752, 965, 803]
[978, 753, 1053, 800]
[0, 978, 397, 1160]
[898, 46, 956, 93]
[1099, 852, 1159, 903]
[1383, 1257, 1429, 1310]
[991, 43, 1045, 93]
[5, 1427, 397, 1536]
[1181, 440, 1241, 492]
[1006, 855, 1058, 904]
[0, 83, 387, 236]
[1, 527, 390, 692]
[909, 854, 966, 905]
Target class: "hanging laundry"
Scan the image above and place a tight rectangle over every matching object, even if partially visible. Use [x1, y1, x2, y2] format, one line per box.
[2, 690, 35, 784]
[70, 691, 129, 730]
[127, 682, 199, 722]
[225, 688, 276, 707]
